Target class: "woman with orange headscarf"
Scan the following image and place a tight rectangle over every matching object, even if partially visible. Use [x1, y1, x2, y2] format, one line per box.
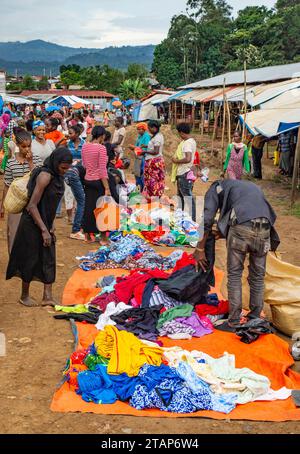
[128, 122, 151, 190]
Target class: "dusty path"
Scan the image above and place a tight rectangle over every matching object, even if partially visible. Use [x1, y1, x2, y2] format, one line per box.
[1, 139, 300, 434]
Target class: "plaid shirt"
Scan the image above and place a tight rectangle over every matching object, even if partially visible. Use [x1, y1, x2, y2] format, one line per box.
[279, 132, 292, 153]
[7, 120, 17, 140]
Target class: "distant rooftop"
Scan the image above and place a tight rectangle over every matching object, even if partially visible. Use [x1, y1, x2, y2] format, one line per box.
[179, 62, 300, 89]
[21, 89, 115, 98]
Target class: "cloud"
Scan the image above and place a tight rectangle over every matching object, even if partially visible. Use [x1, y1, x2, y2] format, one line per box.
[0, 0, 276, 48]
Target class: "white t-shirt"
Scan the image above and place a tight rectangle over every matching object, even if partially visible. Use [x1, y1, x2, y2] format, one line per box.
[177, 138, 197, 176]
[145, 133, 164, 161]
[32, 139, 55, 162]
[112, 127, 126, 154]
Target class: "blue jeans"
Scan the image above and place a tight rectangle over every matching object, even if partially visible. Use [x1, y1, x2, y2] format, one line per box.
[227, 224, 270, 325]
[177, 174, 196, 222]
[65, 169, 85, 233]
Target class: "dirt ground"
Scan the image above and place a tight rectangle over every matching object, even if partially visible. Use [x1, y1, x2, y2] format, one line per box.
[1, 127, 300, 434]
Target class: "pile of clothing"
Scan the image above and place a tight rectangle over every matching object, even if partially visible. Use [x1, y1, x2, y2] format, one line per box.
[77, 234, 184, 271]
[63, 325, 291, 414]
[119, 205, 201, 247]
[55, 251, 229, 342]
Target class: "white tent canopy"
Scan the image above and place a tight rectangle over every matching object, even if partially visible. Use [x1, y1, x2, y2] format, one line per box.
[49, 95, 90, 106]
[0, 93, 35, 105]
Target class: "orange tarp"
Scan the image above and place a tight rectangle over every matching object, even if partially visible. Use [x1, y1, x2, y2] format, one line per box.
[51, 322, 300, 421]
[53, 267, 300, 421]
[62, 267, 225, 306]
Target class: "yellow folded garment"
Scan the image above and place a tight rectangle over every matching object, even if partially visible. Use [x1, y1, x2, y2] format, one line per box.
[95, 326, 163, 377]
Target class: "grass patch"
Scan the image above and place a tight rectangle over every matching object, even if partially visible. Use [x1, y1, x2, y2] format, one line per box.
[291, 203, 300, 218]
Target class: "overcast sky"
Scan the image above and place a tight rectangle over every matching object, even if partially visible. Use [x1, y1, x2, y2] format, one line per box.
[1, 0, 276, 48]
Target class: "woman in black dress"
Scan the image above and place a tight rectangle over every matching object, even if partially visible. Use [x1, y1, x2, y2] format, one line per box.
[6, 147, 73, 307]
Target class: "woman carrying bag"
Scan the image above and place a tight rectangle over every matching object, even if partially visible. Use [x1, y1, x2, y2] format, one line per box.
[6, 148, 72, 307]
[0, 128, 42, 253]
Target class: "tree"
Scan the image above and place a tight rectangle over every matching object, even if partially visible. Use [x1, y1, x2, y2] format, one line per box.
[153, 0, 233, 87]
[60, 70, 83, 87]
[22, 75, 36, 90]
[37, 76, 49, 90]
[125, 64, 149, 80]
[153, 38, 186, 88]
[118, 79, 149, 100]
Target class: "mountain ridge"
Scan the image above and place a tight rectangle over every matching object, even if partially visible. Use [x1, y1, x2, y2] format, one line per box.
[0, 40, 155, 74]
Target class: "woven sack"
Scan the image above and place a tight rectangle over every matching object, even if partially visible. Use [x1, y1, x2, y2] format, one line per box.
[4, 172, 30, 214]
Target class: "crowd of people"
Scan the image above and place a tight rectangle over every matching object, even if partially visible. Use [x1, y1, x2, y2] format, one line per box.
[0, 103, 281, 332]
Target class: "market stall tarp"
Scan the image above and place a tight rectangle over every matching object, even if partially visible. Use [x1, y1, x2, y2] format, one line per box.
[51, 313, 300, 420]
[0, 93, 35, 105]
[49, 95, 90, 107]
[240, 108, 300, 137]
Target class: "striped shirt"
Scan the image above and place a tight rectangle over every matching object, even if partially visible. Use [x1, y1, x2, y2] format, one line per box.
[81, 143, 108, 181]
[4, 155, 43, 187]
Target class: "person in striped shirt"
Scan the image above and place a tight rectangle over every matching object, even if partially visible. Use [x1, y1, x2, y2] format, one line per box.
[0, 128, 42, 253]
[81, 126, 110, 244]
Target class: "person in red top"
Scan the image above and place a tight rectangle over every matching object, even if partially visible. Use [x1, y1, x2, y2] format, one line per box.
[83, 109, 95, 136]
[45, 118, 66, 147]
[81, 126, 110, 244]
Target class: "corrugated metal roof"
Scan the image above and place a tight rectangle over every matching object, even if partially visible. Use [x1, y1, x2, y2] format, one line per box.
[250, 78, 300, 107]
[21, 89, 115, 98]
[167, 89, 193, 101]
[241, 108, 300, 137]
[179, 62, 300, 89]
[259, 88, 300, 110]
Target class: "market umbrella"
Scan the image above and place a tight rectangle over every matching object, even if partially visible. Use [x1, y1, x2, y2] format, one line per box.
[112, 100, 122, 107]
[46, 105, 60, 112]
[73, 102, 84, 109]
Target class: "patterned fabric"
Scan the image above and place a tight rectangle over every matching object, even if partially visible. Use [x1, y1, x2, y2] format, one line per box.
[159, 320, 195, 337]
[143, 156, 165, 198]
[227, 147, 245, 180]
[130, 377, 213, 413]
[4, 155, 43, 187]
[149, 287, 185, 309]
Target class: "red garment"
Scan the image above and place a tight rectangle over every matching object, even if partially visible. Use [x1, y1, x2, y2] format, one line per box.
[114, 269, 169, 305]
[90, 291, 120, 312]
[195, 300, 229, 317]
[173, 252, 196, 272]
[141, 230, 166, 242]
[194, 151, 200, 166]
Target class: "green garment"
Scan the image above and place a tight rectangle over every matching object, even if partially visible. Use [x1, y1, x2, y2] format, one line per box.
[85, 354, 109, 370]
[1, 138, 10, 172]
[55, 305, 88, 314]
[157, 304, 194, 330]
[224, 143, 250, 173]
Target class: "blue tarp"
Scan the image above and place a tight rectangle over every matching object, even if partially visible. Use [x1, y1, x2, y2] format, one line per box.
[132, 104, 142, 122]
[277, 122, 300, 134]
[167, 89, 193, 102]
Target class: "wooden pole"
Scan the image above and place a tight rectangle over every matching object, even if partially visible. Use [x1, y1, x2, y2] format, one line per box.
[174, 102, 177, 126]
[192, 104, 195, 130]
[200, 103, 205, 139]
[226, 99, 231, 142]
[221, 78, 226, 165]
[291, 128, 300, 207]
[211, 104, 221, 154]
[242, 61, 247, 141]
[207, 102, 212, 135]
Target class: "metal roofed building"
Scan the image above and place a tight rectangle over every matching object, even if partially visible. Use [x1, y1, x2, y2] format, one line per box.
[179, 62, 300, 89]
